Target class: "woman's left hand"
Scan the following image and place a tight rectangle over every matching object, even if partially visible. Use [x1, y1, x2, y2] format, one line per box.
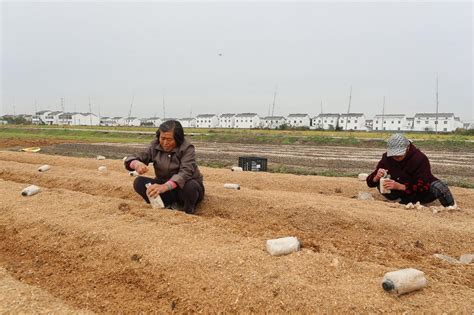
[146, 184, 169, 198]
[383, 179, 405, 191]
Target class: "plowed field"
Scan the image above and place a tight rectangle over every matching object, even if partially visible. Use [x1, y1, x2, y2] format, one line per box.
[1, 150, 473, 313]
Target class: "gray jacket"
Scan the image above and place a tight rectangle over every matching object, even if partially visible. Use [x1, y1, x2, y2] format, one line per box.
[125, 139, 203, 188]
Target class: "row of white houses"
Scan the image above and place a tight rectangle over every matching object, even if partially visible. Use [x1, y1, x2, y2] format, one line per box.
[27, 110, 467, 132]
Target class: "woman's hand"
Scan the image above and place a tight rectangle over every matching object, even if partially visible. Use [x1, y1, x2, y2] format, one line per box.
[134, 161, 149, 175]
[383, 179, 406, 191]
[146, 184, 168, 198]
[373, 168, 387, 182]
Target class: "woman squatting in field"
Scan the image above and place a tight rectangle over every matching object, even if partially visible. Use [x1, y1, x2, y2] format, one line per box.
[366, 133, 455, 207]
[124, 120, 204, 214]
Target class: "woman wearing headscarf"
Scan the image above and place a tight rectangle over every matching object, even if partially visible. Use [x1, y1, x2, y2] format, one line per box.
[366, 133, 455, 207]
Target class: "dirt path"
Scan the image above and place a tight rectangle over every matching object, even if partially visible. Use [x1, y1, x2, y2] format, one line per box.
[0, 151, 473, 313]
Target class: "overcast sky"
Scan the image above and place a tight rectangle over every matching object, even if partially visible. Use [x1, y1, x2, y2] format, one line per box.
[1, 1, 473, 120]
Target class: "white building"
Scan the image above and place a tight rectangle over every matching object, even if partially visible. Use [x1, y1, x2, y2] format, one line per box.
[261, 116, 286, 129]
[373, 114, 410, 131]
[287, 114, 311, 128]
[413, 113, 461, 132]
[338, 113, 366, 131]
[406, 117, 414, 130]
[32, 110, 52, 124]
[58, 112, 75, 125]
[43, 111, 63, 125]
[234, 113, 260, 129]
[109, 117, 125, 126]
[365, 119, 373, 131]
[463, 122, 474, 130]
[100, 116, 117, 126]
[76, 113, 100, 126]
[178, 117, 196, 128]
[311, 113, 340, 130]
[124, 117, 141, 127]
[219, 114, 235, 128]
[196, 114, 219, 128]
[141, 117, 162, 127]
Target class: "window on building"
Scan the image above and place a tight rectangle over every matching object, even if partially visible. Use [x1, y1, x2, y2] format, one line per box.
[444, 121, 447, 124]
[443, 128, 447, 131]
[398, 127, 400, 130]
[391, 121, 394, 124]
[354, 126, 357, 130]
[425, 121, 429, 124]
[417, 121, 420, 124]
[354, 120, 357, 123]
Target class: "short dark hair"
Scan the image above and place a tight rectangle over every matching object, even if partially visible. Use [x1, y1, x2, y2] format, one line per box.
[156, 120, 185, 146]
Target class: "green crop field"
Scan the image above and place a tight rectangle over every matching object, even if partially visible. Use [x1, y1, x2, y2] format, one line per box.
[1, 125, 473, 151]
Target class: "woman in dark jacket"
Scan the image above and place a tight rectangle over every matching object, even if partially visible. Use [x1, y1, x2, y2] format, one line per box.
[124, 120, 204, 214]
[366, 133, 455, 207]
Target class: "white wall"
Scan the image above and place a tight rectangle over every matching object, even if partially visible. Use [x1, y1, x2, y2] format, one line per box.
[219, 116, 235, 128]
[413, 116, 457, 132]
[312, 115, 340, 130]
[287, 116, 310, 128]
[338, 116, 366, 130]
[196, 116, 219, 128]
[234, 115, 260, 128]
[373, 116, 409, 131]
[179, 119, 196, 128]
[262, 118, 285, 129]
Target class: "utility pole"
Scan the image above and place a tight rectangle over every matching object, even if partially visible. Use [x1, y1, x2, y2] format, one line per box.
[127, 93, 135, 126]
[435, 74, 439, 134]
[344, 85, 352, 131]
[162, 94, 166, 120]
[381, 95, 385, 131]
[271, 85, 277, 117]
[320, 99, 323, 114]
[88, 96, 93, 126]
[98, 103, 101, 126]
[60, 97, 65, 112]
[73, 103, 77, 125]
[34, 99, 38, 114]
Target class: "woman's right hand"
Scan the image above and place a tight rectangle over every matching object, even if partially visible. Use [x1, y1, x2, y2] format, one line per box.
[134, 161, 149, 175]
[373, 168, 387, 182]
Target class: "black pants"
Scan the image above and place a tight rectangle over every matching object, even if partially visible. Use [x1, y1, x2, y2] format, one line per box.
[133, 176, 205, 214]
[378, 180, 455, 207]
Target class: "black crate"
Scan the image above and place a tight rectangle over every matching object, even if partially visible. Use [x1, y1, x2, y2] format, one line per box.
[238, 156, 267, 172]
